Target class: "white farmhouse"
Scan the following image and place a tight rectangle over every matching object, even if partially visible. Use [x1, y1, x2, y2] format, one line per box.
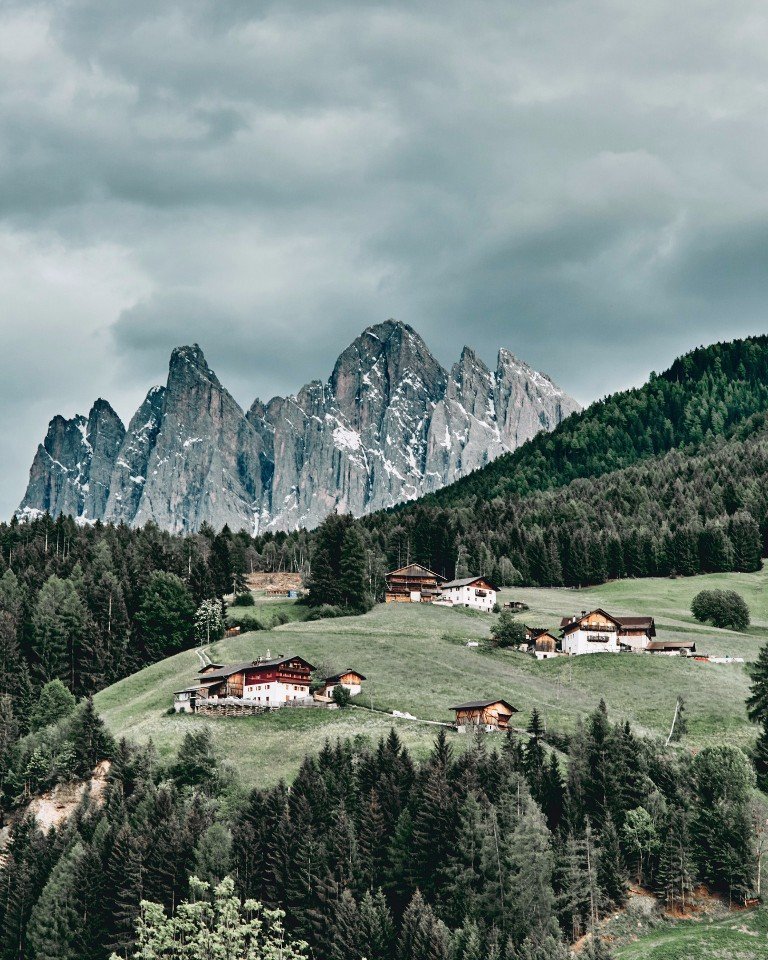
[437, 576, 497, 612]
[560, 609, 656, 655]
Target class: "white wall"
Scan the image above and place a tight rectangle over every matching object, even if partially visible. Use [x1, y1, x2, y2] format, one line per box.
[562, 629, 620, 655]
[242, 680, 311, 703]
[440, 584, 496, 611]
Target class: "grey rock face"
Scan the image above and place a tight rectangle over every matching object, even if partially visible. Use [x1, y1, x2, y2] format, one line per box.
[120, 345, 264, 534]
[103, 386, 166, 525]
[18, 400, 125, 523]
[18, 322, 580, 532]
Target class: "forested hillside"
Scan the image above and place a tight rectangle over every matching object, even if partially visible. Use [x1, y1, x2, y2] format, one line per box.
[355, 415, 768, 587]
[0, 515, 286, 705]
[429, 336, 768, 504]
[1, 703, 765, 960]
[343, 338, 768, 587]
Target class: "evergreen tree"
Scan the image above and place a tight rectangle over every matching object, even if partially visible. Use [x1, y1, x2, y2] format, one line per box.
[691, 746, 755, 903]
[747, 642, 768, 725]
[597, 815, 627, 909]
[103, 823, 144, 958]
[27, 840, 86, 960]
[134, 572, 195, 660]
[339, 526, 370, 612]
[730, 511, 762, 572]
[31, 575, 89, 688]
[397, 891, 451, 960]
[505, 801, 556, 946]
[358, 889, 394, 960]
[752, 720, 768, 793]
[171, 729, 221, 793]
[657, 810, 695, 911]
[306, 514, 352, 607]
[30, 679, 77, 732]
[68, 696, 115, 775]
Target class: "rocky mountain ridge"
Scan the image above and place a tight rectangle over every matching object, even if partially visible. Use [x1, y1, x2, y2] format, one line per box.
[17, 320, 580, 532]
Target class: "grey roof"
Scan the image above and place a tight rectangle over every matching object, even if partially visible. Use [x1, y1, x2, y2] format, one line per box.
[450, 698, 517, 712]
[174, 685, 201, 695]
[197, 654, 314, 680]
[441, 576, 498, 589]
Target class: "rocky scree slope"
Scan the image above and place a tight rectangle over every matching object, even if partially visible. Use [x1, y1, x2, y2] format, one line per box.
[17, 320, 579, 532]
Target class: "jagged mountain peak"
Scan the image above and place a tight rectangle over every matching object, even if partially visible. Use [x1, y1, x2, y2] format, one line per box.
[168, 343, 220, 388]
[19, 321, 580, 532]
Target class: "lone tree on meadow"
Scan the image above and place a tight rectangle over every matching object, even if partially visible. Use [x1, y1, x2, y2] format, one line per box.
[690, 589, 750, 631]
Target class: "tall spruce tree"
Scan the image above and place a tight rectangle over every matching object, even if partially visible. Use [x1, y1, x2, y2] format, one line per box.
[339, 526, 370, 612]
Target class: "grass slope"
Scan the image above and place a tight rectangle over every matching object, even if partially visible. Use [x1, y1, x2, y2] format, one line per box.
[615, 906, 768, 959]
[95, 569, 768, 789]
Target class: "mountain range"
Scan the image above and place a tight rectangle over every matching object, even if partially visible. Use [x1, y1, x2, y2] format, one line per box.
[17, 320, 579, 533]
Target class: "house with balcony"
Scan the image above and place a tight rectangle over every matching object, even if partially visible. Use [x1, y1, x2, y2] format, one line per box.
[437, 576, 498, 612]
[559, 609, 656, 655]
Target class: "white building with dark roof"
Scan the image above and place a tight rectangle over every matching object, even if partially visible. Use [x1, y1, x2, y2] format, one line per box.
[437, 576, 497, 611]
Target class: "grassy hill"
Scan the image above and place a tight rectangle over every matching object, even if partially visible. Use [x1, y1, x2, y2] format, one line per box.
[94, 568, 768, 789]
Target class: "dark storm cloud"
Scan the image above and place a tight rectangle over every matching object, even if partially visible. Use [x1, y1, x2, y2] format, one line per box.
[2, 0, 768, 517]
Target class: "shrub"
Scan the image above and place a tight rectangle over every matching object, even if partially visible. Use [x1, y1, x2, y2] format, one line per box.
[691, 589, 750, 631]
[231, 593, 255, 607]
[490, 611, 527, 648]
[332, 685, 353, 709]
[306, 604, 346, 621]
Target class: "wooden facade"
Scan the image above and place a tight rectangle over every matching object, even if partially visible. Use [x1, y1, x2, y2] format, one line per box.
[317, 669, 366, 698]
[451, 699, 518, 732]
[385, 563, 446, 603]
[560, 608, 656, 655]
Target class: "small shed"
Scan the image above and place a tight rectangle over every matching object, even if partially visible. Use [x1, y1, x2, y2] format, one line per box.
[450, 698, 518, 732]
[173, 686, 199, 713]
[647, 640, 696, 656]
[531, 631, 560, 659]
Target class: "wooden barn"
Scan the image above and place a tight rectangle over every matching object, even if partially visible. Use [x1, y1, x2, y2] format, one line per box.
[525, 628, 560, 659]
[385, 563, 446, 603]
[450, 698, 518, 732]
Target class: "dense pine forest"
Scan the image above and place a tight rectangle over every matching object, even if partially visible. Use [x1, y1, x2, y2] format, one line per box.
[353, 415, 768, 588]
[1, 700, 765, 960]
[0, 514, 298, 703]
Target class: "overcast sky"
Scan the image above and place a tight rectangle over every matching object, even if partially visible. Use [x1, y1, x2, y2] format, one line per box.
[2, 0, 768, 519]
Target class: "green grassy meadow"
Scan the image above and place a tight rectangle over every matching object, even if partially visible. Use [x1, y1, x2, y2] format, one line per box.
[615, 906, 768, 959]
[94, 568, 768, 789]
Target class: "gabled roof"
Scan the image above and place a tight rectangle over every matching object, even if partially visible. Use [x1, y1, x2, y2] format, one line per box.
[561, 608, 623, 634]
[386, 563, 446, 581]
[323, 669, 366, 684]
[197, 654, 315, 680]
[450, 699, 518, 713]
[441, 576, 499, 591]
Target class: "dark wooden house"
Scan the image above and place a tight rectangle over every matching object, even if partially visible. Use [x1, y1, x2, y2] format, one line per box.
[385, 563, 446, 603]
[450, 698, 518, 732]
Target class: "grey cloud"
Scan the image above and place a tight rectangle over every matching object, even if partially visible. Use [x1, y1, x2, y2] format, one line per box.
[2, 0, 768, 518]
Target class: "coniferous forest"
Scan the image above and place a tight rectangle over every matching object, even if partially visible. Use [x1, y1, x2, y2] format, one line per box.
[1, 701, 765, 960]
